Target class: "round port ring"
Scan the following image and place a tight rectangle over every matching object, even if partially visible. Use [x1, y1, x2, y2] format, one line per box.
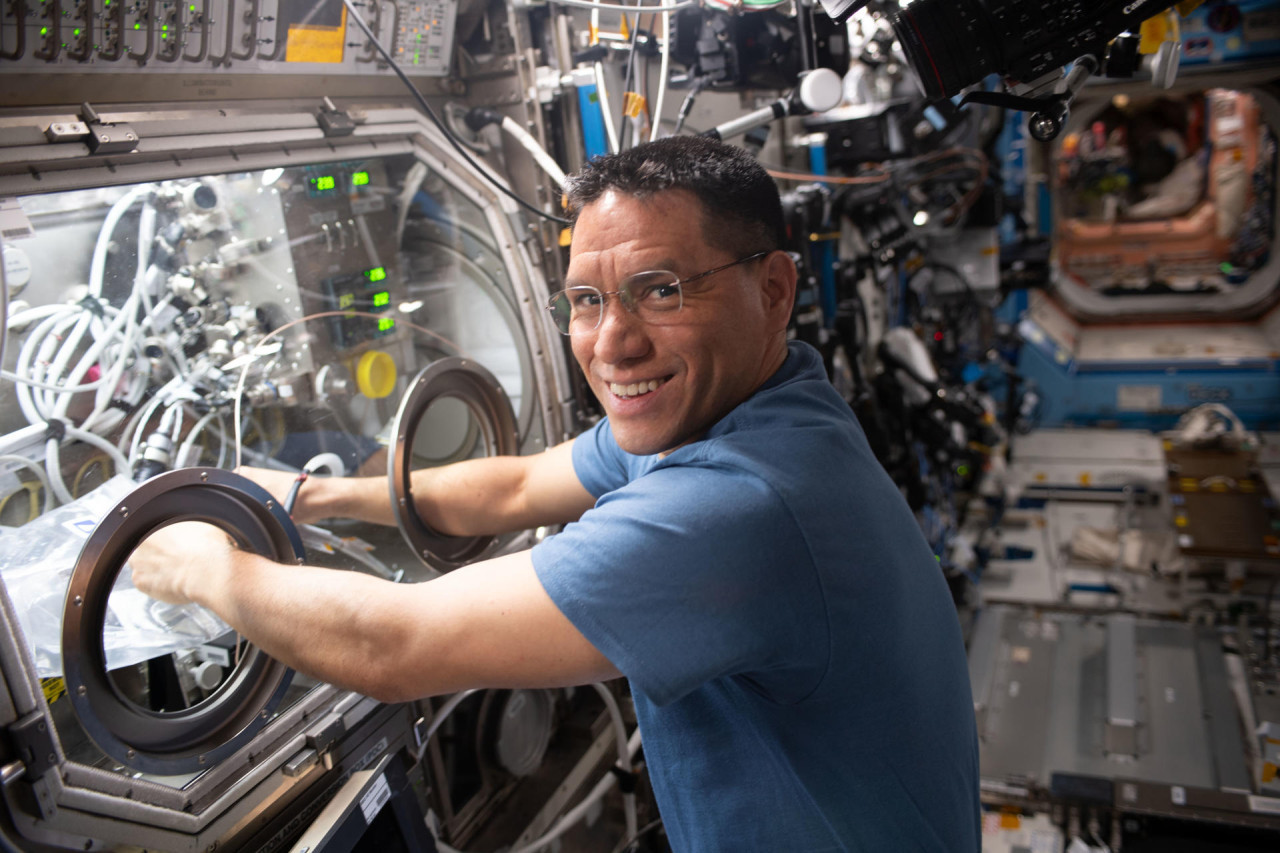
[62, 468, 304, 775]
[389, 358, 518, 570]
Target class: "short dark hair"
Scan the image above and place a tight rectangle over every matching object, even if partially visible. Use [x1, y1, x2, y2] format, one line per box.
[563, 137, 786, 257]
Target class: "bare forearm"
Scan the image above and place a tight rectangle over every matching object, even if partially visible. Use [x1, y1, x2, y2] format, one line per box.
[292, 440, 592, 537]
[302, 474, 397, 526]
[191, 550, 438, 700]
[413, 440, 594, 536]
[184, 547, 618, 702]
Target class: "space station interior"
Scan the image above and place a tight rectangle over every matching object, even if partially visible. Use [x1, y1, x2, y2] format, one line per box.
[0, 0, 1278, 850]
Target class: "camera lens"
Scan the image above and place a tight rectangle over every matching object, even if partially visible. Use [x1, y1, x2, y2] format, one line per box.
[890, 0, 1004, 98]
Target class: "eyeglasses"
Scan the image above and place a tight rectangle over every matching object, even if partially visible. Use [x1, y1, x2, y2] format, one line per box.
[546, 251, 770, 335]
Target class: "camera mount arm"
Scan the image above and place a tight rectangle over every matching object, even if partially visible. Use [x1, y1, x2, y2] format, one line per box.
[959, 55, 1099, 141]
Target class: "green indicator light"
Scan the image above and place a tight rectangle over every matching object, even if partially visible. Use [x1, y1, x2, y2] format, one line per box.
[161, 33, 167, 39]
[1220, 262, 1234, 273]
[190, 3, 195, 8]
[372, 291, 390, 308]
[162, 24, 168, 30]
[134, 22, 140, 29]
[74, 27, 79, 34]
[378, 317, 396, 333]
[313, 175, 335, 191]
[351, 171, 370, 186]
[365, 266, 387, 283]
[40, 26, 48, 34]
[957, 464, 970, 478]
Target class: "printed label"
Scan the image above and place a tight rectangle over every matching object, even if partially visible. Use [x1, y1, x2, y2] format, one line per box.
[358, 773, 392, 825]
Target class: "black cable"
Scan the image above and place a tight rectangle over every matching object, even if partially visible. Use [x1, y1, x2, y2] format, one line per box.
[341, 0, 571, 225]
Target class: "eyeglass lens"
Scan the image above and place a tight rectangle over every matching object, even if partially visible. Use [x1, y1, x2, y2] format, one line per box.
[548, 270, 683, 334]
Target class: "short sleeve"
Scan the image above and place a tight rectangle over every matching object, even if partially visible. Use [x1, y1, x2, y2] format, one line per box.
[571, 419, 658, 498]
[531, 462, 829, 706]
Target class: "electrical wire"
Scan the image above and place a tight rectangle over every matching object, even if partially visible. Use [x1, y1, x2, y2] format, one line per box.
[340, 0, 570, 225]
[768, 168, 891, 185]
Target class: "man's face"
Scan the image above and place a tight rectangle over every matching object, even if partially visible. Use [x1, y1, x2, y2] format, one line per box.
[565, 190, 793, 456]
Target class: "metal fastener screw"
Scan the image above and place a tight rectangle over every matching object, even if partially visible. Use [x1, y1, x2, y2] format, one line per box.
[119, 506, 128, 516]
[73, 595, 83, 606]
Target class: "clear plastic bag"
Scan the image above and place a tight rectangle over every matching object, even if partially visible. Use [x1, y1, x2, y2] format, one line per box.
[0, 474, 232, 677]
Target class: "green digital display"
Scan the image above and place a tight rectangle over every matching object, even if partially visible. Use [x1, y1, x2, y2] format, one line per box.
[338, 292, 355, 309]
[352, 171, 370, 187]
[377, 317, 396, 334]
[371, 291, 391, 309]
[365, 267, 387, 283]
[313, 175, 336, 191]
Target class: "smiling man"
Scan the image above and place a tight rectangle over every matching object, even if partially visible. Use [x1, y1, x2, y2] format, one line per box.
[130, 137, 980, 851]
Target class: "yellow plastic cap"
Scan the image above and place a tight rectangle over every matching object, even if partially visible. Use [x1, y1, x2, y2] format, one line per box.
[356, 350, 397, 399]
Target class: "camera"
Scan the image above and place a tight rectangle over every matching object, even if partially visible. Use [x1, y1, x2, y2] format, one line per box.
[890, 0, 1181, 98]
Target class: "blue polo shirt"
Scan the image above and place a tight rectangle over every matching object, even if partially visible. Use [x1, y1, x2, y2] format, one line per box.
[532, 341, 980, 851]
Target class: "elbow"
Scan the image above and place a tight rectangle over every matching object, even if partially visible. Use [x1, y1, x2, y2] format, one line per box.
[339, 655, 423, 704]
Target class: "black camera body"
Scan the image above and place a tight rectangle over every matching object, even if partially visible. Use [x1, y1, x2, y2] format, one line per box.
[891, 0, 1181, 98]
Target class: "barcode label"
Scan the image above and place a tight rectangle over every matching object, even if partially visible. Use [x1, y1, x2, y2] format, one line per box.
[0, 198, 34, 241]
[358, 772, 392, 824]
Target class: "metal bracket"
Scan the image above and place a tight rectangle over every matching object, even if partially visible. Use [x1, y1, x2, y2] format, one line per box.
[8, 713, 57, 782]
[78, 103, 138, 155]
[305, 714, 347, 756]
[44, 122, 90, 144]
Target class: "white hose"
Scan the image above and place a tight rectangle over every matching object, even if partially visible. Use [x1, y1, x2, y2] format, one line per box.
[175, 409, 228, 469]
[414, 689, 483, 764]
[650, 10, 671, 142]
[594, 60, 621, 154]
[589, 2, 621, 155]
[44, 424, 130, 504]
[547, 0, 694, 11]
[428, 685, 642, 853]
[591, 681, 638, 842]
[88, 185, 150, 298]
[500, 116, 568, 188]
[506, 728, 643, 853]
